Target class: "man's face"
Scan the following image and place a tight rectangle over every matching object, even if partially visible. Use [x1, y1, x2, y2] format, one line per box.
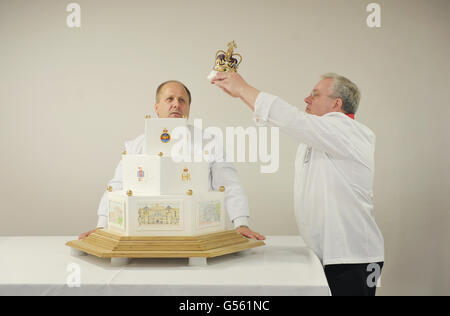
[304, 78, 341, 116]
[154, 82, 190, 118]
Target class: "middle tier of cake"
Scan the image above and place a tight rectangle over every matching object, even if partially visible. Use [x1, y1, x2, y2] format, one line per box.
[123, 155, 210, 195]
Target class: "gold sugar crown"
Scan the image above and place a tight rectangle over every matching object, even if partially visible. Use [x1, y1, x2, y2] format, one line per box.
[214, 41, 242, 73]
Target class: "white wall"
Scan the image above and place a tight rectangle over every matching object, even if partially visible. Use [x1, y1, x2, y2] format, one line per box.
[0, 0, 449, 295]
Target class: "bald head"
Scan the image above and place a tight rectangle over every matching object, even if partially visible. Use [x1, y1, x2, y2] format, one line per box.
[155, 80, 191, 105]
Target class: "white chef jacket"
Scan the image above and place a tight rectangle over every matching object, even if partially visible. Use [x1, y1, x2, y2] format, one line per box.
[254, 92, 384, 265]
[96, 125, 250, 230]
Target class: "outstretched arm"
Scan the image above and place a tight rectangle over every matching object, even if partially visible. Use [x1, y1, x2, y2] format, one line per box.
[212, 72, 367, 161]
[211, 72, 260, 111]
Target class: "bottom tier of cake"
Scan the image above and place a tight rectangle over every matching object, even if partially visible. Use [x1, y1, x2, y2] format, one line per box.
[107, 190, 226, 236]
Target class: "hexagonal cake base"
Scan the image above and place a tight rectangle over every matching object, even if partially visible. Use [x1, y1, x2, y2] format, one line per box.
[66, 229, 265, 264]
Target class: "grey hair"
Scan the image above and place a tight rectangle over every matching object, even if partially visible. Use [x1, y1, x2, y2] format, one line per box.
[321, 73, 361, 114]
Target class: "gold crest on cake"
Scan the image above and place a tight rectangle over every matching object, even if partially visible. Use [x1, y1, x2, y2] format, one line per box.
[207, 41, 243, 81]
[137, 166, 145, 182]
[160, 128, 171, 143]
[181, 168, 191, 182]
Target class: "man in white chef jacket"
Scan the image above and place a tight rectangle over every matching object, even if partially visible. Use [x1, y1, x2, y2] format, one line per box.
[211, 72, 384, 296]
[79, 80, 265, 241]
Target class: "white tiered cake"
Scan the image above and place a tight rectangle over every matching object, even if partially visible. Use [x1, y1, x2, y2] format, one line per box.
[106, 117, 226, 237]
[66, 117, 264, 264]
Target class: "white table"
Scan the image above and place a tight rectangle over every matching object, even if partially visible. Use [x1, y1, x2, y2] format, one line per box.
[0, 236, 330, 296]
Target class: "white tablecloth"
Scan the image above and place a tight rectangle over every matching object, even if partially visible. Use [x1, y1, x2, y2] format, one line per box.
[0, 236, 329, 296]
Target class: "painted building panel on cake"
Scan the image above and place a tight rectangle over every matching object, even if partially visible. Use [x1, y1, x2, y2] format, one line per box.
[138, 203, 180, 226]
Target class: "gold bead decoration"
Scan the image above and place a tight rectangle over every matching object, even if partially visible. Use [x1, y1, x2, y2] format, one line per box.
[107, 186, 113, 192]
[122, 150, 127, 155]
[126, 190, 133, 196]
[145, 115, 151, 119]
[186, 189, 193, 196]
[158, 152, 163, 157]
[219, 186, 225, 192]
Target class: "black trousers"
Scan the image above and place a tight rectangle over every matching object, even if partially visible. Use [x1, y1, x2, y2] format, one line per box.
[324, 262, 384, 296]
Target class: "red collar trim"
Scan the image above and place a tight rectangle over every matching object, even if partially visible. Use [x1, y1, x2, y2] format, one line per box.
[346, 113, 355, 120]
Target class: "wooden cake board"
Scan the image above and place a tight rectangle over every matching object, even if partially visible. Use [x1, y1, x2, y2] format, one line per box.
[66, 229, 265, 266]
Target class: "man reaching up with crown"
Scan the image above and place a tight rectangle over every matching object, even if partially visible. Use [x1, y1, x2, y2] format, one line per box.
[211, 69, 385, 296]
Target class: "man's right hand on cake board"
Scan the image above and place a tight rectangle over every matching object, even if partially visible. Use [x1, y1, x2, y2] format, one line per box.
[78, 228, 100, 240]
[237, 226, 266, 240]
